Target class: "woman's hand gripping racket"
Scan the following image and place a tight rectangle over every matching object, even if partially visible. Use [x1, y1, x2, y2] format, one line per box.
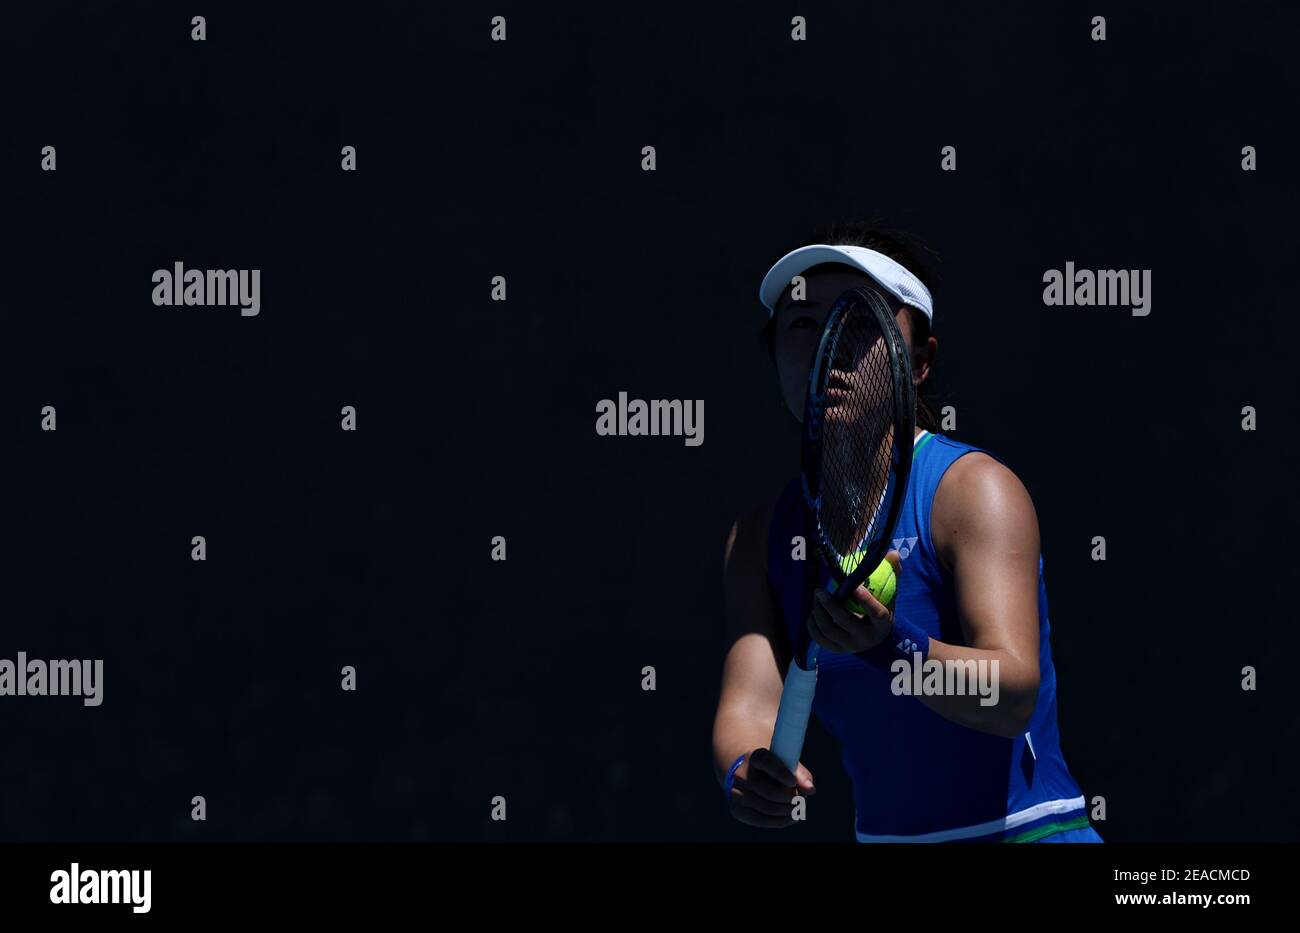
[769, 285, 917, 775]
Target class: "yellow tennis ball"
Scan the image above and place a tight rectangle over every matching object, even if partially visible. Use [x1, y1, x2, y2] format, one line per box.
[867, 559, 897, 606]
[836, 555, 897, 613]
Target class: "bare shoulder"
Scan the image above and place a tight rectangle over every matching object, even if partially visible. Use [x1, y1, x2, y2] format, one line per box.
[937, 452, 1034, 510]
[931, 452, 1039, 572]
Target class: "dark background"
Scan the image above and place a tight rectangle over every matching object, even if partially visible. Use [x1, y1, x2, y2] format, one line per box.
[0, 1, 1295, 842]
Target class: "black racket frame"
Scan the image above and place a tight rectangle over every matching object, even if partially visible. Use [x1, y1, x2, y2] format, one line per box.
[799, 285, 917, 608]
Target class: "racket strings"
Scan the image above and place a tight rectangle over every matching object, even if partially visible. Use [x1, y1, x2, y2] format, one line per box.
[818, 307, 898, 567]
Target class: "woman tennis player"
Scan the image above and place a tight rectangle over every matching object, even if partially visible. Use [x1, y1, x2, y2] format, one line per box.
[713, 221, 1101, 843]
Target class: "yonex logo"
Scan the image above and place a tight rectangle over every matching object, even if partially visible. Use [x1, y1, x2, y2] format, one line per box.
[892, 536, 918, 559]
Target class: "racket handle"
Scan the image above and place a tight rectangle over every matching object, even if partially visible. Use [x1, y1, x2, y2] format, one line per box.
[770, 659, 818, 775]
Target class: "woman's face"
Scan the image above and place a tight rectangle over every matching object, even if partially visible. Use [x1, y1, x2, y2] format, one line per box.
[771, 264, 916, 422]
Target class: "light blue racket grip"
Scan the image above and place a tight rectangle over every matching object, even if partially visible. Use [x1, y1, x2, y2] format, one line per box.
[770, 659, 818, 774]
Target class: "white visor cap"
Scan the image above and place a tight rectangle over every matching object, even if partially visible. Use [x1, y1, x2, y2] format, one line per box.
[759, 244, 934, 324]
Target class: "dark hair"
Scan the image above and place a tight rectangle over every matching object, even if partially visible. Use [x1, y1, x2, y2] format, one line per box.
[762, 219, 944, 434]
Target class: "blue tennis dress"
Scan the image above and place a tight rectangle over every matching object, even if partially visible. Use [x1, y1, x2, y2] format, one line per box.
[766, 430, 1100, 843]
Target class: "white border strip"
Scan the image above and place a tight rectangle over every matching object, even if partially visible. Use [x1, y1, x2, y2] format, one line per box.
[854, 796, 1086, 843]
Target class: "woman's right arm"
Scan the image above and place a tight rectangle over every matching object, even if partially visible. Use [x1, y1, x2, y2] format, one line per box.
[712, 503, 816, 828]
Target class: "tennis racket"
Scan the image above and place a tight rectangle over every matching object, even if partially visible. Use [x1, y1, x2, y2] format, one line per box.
[769, 285, 916, 775]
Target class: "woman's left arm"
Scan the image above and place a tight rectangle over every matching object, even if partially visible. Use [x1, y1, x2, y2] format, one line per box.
[804, 452, 1047, 737]
[920, 452, 1043, 737]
